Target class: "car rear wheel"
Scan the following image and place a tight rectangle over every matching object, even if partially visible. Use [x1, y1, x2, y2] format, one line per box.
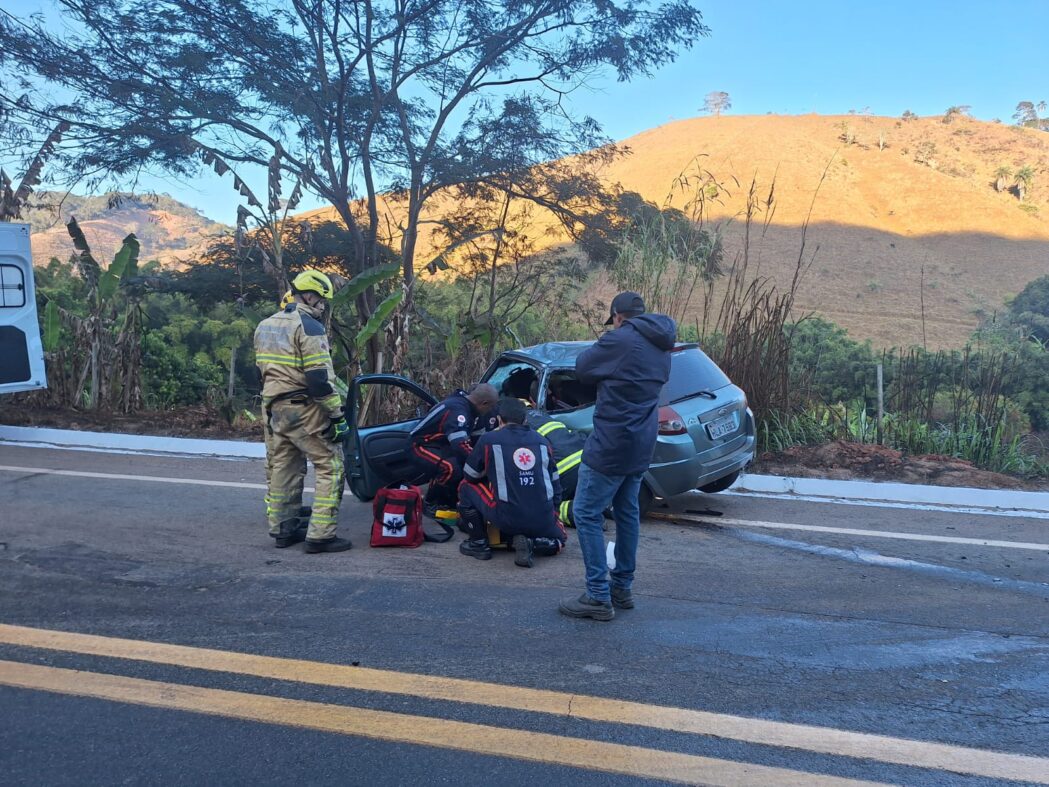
[698, 470, 739, 495]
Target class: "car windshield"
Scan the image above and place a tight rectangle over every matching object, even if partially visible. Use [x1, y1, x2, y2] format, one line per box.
[660, 348, 731, 405]
[483, 357, 541, 401]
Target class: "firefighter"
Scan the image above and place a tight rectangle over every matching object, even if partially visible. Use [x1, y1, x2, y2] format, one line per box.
[457, 397, 567, 568]
[409, 383, 499, 516]
[523, 405, 586, 528]
[264, 289, 310, 528]
[255, 269, 351, 553]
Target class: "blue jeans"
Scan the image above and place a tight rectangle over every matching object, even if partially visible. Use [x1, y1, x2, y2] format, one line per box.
[573, 463, 643, 602]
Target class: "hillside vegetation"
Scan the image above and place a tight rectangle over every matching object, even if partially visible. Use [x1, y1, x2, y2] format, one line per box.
[25, 115, 1049, 349]
[302, 113, 1049, 349]
[26, 191, 229, 267]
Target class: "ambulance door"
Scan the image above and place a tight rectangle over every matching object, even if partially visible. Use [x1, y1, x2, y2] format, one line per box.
[0, 223, 47, 394]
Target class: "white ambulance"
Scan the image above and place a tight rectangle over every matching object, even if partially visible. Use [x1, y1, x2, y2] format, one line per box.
[0, 222, 47, 393]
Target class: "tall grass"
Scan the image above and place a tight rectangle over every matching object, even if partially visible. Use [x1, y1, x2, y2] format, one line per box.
[761, 402, 1048, 479]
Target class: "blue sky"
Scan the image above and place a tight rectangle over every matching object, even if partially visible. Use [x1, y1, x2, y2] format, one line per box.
[6, 0, 1048, 222]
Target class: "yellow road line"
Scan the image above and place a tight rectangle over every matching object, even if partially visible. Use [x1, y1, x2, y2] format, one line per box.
[1, 624, 1046, 784]
[0, 660, 878, 787]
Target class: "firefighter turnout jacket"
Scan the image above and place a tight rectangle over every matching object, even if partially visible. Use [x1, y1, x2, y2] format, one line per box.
[524, 409, 586, 488]
[255, 302, 343, 433]
[462, 423, 563, 537]
[254, 300, 345, 543]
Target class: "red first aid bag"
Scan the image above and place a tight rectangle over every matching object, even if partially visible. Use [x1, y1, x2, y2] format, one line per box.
[370, 484, 453, 547]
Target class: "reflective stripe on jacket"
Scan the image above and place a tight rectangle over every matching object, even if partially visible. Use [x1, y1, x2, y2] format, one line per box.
[410, 390, 479, 455]
[254, 302, 342, 418]
[463, 423, 562, 534]
[525, 409, 587, 477]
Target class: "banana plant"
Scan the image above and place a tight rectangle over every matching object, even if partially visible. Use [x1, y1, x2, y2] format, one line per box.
[64, 218, 142, 410]
[323, 261, 403, 373]
[356, 289, 404, 352]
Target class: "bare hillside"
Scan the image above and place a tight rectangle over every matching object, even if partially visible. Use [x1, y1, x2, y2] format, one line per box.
[26, 192, 229, 268]
[305, 114, 1049, 348]
[596, 114, 1049, 347]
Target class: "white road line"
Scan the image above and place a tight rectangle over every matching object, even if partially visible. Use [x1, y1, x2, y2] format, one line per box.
[657, 514, 1049, 552]
[718, 490, 1049, 521]
[4, 465, 1045, 552]
[0, 464, 269, 491]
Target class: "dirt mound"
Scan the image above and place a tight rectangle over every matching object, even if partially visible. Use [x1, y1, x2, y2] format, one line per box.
[757, 440, 1034, 490]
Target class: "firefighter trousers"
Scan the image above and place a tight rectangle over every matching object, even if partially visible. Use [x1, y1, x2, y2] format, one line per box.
[265, 401, 344, 541]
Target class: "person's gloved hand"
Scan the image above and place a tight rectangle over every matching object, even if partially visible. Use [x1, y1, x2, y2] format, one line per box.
[325, 416, 350, 443]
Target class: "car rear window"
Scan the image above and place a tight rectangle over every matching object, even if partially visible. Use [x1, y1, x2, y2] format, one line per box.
[660, 348, 731, 405]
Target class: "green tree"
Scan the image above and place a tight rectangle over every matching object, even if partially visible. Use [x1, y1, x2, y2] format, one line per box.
[787, 318, 878, 404]
[1, 0, 710, 372]
[32, 222, 147, 411]
[1014, 101, 1039, 127]
[702, 91, 731, 117]
[994, 166, 1013, 193]
[1007, 274, 1049, 344]
[1014, 166, 1035, 201]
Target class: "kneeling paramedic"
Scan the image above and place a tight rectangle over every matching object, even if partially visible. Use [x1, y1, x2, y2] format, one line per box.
[457, 398, 567, 568]
[255, 269, 351, 553]
[409, 383, 499, 516]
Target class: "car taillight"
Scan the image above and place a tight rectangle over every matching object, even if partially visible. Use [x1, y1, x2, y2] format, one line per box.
[658, 405, 687, 435]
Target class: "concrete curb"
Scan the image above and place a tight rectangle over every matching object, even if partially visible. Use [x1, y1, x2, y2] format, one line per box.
[2, 424, 1047, 514]
[0, 425, 265, 459]
[732, 473, 1049, 515]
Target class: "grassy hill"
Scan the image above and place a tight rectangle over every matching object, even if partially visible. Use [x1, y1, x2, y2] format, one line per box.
[303, 113, 1049, 349]
[25, 192, 229, 267]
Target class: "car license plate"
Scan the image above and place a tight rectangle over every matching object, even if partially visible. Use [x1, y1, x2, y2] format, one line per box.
[706, 414, 736, 440]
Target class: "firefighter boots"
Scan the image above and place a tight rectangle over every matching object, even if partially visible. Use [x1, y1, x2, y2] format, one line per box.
[273, 518, 308, 549]
[304, 536, 353, 554]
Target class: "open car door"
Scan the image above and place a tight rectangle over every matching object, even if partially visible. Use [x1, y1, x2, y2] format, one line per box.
[0, 224, 47, 394]
[345, 374, 438, 501]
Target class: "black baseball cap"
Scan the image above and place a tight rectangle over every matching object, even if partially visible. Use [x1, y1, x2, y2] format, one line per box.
[604, 291, 646, 325]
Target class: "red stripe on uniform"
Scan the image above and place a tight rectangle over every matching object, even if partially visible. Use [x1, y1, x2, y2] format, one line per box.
[412, 444, 454, 484]
[461, 480, 497, 508]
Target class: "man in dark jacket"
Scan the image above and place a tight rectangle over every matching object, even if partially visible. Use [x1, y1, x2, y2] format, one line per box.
[457, 398, 567, 568]
[409, 383, 498, 516]
[559, 292, 676, 621]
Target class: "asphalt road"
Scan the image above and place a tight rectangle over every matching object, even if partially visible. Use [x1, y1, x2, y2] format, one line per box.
[0, 444, 1047, 786]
